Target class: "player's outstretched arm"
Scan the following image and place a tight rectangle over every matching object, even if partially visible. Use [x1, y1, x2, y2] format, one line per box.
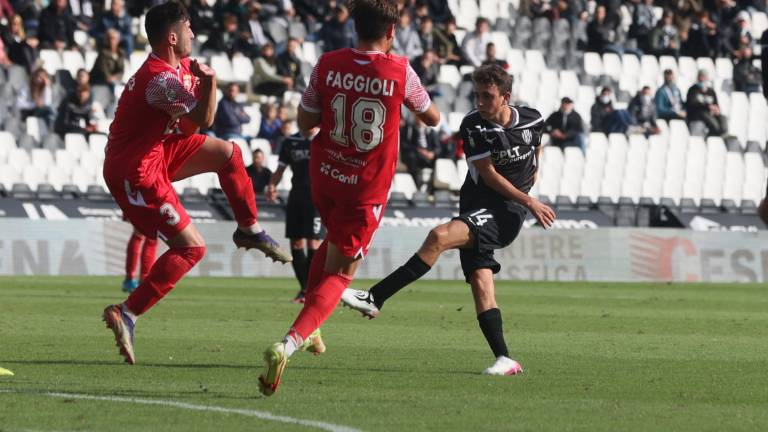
[414, 102, 441, 127]
[473, 158, 556, 228]
[184, 60, 217, 128]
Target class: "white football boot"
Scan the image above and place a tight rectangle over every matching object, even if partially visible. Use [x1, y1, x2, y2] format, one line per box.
[483, 356, 523, 376]
[340, 288, 380, 319]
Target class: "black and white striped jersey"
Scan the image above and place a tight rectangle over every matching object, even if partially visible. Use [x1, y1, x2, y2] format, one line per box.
[459, 105, 544, 209]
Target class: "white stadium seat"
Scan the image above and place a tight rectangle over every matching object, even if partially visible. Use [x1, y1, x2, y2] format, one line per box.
[392, 173, 418, 200]
[65, 133, 89, 158]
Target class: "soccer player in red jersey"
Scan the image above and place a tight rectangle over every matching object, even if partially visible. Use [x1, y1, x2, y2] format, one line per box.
[101, 1, 291, 365]
[258, 0, 440, 396]
[122, 228, 157, 292]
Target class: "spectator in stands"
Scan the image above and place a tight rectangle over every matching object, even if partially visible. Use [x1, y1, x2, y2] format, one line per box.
[4, 14, 38, 73]
[682, 11, 719, 58]
[214, 82, 251, 141]
[544, 97, 585, 151]
[15, 67, 54, 126]
[319, 5, 356, 52]
[670, 0, 701, 38]
[655, 69, 687, 120]
[91, 0, 133, 55]
[586, 5, 621, 55]
[461, 17, 492, 67]
[417, 16, 437, 52]
[0, 0, 14, 23]
[188, 0, 217, 39]
[393, 8, 423, 59]
[69, 0, 95, 31]
[481, 42, 509, 70]
[556, 0, 588, 24]
[75, 67, 89, 87]
[650, 9, 681, 57]
[424, 0, 452, 24]
[590, 86, 632, 134]
[686, 69, 728, 136]
[257, 102, 284, 148]
[400, 118, 440, 190]
[434, 17, 465, 66]
[37, 0, 76, 50]
[412, 48, 440, 96]
[277, 37, 305, 93]
[54, 83, 97, 137]
[246, 3, 271, 49]
[727, 10, 753, 57]
[293, 0, 335, 33]
[628, 0, 655, 53]
[251, 42, 293, 97]
[201, 12, 255, 58]
[90, 29, 125, 89]
[246, 148, 272, 194]
[627, 86, 661, 136]
[733, 46, 762, 93]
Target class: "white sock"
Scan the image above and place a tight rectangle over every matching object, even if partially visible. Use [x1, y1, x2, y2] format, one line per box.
[282, 334, 301, 357]
[121, 304, 139, 324]
[239, 222, 262, 234]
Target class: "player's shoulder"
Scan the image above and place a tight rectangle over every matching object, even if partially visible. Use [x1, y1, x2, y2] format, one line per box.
[512, 106, 544, 129]
[460, 108, 484, 130]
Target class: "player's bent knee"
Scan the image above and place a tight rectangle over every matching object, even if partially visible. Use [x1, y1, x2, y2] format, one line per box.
[174, 245, 206, 266]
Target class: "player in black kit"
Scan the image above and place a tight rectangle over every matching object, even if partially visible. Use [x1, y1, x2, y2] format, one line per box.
[267, 130, 324, 303]
[341, 64, 556, 375]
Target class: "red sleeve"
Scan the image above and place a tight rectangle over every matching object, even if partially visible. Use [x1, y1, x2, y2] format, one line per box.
[300, 57, 322, 113]
[403, 62, 432, 114]
[145, 71, 198, 117]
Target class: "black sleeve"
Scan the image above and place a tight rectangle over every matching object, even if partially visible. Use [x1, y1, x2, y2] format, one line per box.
[461, 116, 491, 162]
[277, 138, 292, 166]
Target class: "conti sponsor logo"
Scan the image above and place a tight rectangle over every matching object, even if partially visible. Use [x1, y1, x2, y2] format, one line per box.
[319, 162, 358, 185]
[630, 233, 768, 282]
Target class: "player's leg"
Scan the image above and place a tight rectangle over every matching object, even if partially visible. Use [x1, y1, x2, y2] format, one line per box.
[342, 219, 475, 317]
[289, 238, 309, 302]
[169, 135, 290, 262]
[466, 264, 522, 376]
[123, 229, 144, 292]
[139, 236, 158, 282]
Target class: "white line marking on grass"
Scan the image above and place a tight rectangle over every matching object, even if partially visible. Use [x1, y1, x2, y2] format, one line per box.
[0, 389, 362, 432]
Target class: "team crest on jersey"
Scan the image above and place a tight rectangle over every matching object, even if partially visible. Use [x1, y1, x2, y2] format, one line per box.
[183, 74, 193, 91]
[126, 76, 136, 91]
[521, 129, 533, 145]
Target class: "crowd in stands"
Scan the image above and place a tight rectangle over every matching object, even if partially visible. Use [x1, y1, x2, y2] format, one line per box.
[0, 0, 766, 197]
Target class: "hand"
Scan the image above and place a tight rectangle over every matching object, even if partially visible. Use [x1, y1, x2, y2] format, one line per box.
[266, 185, 278, 203]
[550, 130, 566, 140]
[190, 59, 215, 79]
[282, 76, 294, 88]
[526, 197, 556, 229]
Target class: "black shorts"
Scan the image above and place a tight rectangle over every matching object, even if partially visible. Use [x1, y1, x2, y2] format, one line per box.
[453, 205, 526, 282]
[285, 190, 324, 240]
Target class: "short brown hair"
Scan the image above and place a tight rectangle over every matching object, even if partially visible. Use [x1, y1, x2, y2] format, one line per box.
[350, 0, 398, 41]
[472, 64, 512, 95]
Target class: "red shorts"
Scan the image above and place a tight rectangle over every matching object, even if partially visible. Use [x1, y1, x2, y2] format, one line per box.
[105, 134, 207, 240]
[312, 188, 386, 259]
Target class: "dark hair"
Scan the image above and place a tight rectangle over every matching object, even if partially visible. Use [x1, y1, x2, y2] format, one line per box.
[475, 17, 489, 28]
[253, 148, 264, 155]
[350, 0, 398, 41]
[145, 1, 190, 47]
[472, 64, 512, 94]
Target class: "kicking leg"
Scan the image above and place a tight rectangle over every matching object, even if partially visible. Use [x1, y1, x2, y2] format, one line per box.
[342, 219, 475, 317]
[469, 269, 522, 376]
[171, 137, 290, 263]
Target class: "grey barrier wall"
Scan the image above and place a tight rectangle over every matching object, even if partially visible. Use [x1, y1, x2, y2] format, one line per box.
[1, 218, 767, 283]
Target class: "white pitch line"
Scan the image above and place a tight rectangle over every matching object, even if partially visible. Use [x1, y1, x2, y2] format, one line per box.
[0, 389, 362, 432]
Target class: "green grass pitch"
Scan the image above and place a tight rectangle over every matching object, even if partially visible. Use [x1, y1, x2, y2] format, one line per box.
[1, 276, 767, 431]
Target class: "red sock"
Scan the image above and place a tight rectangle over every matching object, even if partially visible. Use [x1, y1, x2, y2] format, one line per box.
[125, 233, 143, 280]
[289, 271, 352, 340]
[139, 238, 158, 281]
[305, 240, 328, 296]
[217, 143, 258, 227]
[124, 246, 205, 315]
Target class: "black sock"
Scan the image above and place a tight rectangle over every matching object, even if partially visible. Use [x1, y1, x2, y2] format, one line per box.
[369, 254, 431, 308]
[477, 308, 509, 358]
[290, 248, 308, 292]
[305, 248, 316, 291]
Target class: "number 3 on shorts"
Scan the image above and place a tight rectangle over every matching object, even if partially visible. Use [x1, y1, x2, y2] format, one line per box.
[330, 94, 386, 152]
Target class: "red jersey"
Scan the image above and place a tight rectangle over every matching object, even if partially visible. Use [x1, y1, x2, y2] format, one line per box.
[105, 54, 199, 178]
[301, 48, 431, 204]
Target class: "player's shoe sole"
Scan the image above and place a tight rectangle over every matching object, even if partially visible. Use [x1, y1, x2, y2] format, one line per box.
[102, 305, 136, 365]
[233, 229, 292, 264]
[299, 329, 326, 356]
[258, 343, 287, 396]
[340, 288, 380, 319]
